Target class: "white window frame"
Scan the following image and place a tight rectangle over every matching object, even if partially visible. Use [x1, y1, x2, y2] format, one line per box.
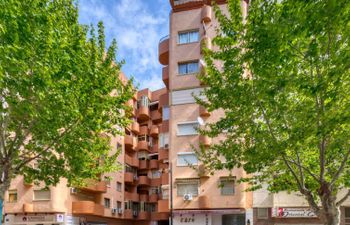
[177, 121, 199, 136]
[177, 152, 198, 167]
[220, 178, 235, 196]
[176, 179, 199, 197]
[178, 30, 199, 44]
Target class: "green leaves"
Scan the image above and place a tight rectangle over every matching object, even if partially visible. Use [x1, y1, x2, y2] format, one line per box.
[0, 0, 134, 188]
[197, 0, 350, 209]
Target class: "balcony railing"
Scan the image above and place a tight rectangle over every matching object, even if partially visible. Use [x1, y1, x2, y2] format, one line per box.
[159, 35, 169, 43]
[173, 0, 202, 6]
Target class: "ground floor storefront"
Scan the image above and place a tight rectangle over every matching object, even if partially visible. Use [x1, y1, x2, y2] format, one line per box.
[172, 209, 253, 225]
[253, 207, 350, 225]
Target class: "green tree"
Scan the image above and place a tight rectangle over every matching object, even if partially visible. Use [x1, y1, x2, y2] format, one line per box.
[197, 0, 350, 224]
[0, 0, 134, 222]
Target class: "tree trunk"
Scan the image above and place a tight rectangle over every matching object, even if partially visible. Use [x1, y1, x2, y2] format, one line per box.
[324, 206, 340, 225]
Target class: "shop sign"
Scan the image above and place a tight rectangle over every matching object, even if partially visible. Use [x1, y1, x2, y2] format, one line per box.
[272, 208, 317, 218]
[15, 214, 54, 223]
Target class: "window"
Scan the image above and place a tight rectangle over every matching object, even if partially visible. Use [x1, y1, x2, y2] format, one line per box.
[220, 177, 235, 195]
[178, 30, 199, 44]
[177, 122, 199, 136]
[116, 182, 122, 192]
[104, 176, 111, 186]
[162, 107, 170, 121]
[171, 88, 206, 105]
[162, 186, 169, 200]
[257, 208, 269, 219]
[150, 187, 160, 195]
[159, 133, 169, 148]
[33, 189, 51, 200]
[8, 190, 17, 203]
[151, 170, 161, 179]
[104, 198, 111, 208]
[177, 153, 198, 166]
[178, 61, 199, 75]
[138, 135, 149, 142]
[137, 95, 149, 108]
[176, 179, 199, 196]
[138, 151, 149, 160]
[116, 201, 122, 210]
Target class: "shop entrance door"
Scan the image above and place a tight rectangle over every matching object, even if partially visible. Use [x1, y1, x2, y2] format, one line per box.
[222, 214, 245, 225]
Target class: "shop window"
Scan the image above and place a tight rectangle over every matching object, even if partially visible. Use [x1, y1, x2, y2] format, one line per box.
[257, 208, 269, 219]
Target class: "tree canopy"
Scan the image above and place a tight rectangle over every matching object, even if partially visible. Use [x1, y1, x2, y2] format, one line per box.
[197, 0, 350, 224]
[0, 0, 134, 199]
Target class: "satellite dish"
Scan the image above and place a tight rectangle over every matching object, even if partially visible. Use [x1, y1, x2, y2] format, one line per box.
[197, 116, 205, 126]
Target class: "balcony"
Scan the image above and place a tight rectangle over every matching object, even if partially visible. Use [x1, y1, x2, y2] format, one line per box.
[201, 5, 212, 23]
[170, 0, 203, 12]
[23, 203, 34, 213]
[199, 135, 212, 147]
[124, 209, 134, 219]
[151, 110, 162, 123]
[131, 121, 140, 134]
[138, 176, 151, 186]
[139, 126, 148, 135]
[137, 140, 149, 151]
[125, 154, 139, 168]
[151, 144, 159, 153]
[139, 211, 151, 220]
[139, 160, 149, 170]
[149, 194, 159, 203]
[159, 149, 169, 161]
[199, 105, 210, 117]
[161, 173, 169, 185]
[137, 106, 150, 121]
[150, 159, 159, 169]
[124, 134, 135, 149]
[150, 125, 159, 137]
[139, 194, 149, 202]
[72, 201, 104, 216]
[162, 66, 169, 88]
[198, 195, 211, 208]
[125, 172, 136, 184]
[151, 212, 170, 221]
[125, 191, 139, 202]
[157, 199, 169, 213]
[158, 35, 169, 65]
[80, 180, 107, 193]
[150, 178, 161, 187]
[159, 120, 169, 134]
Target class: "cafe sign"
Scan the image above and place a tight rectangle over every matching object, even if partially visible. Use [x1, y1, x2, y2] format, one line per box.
[272, 208, 317, 218]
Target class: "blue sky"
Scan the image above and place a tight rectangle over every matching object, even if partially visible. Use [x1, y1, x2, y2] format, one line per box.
[77, 0, 171, 91]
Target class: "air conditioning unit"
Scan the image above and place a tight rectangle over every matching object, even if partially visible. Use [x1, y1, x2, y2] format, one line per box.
[183, 193, 193, 201]
[111, 208, 117, 214]
[164, 143, 169, 149]
[70, 188, 78, 194]
[133, 211, 138, 217]
[117, 208, 123, 214]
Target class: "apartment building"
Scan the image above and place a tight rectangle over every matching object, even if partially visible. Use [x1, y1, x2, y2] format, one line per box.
[2, 73, 171, 225]
[158, 1, 253, 225]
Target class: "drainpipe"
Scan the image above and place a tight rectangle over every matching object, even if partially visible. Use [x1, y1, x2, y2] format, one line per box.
[170, 162, 173, 225]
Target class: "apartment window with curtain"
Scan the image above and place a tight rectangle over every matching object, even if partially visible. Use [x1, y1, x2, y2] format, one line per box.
[177, 122, 199, 136]
[178, 30, 199, 44]
[116, 182, 122, 192]
[177, 152, 198, 166]
[104, 198, 111, 208]
[178, 61, 199, 75]
[220, 177, 235, 195]
[8, 190, 17, 203]
[159, 133, 169, 148]
[137, 95, 149, 108]
[176, 179, 199, 196]
[162, 106, 170, 121]
[116, 201, 122, 210]
[33, 189, 51, 201]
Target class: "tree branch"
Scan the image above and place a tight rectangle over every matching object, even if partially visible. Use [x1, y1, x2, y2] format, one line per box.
[330, 148, 350, 187]
[336, 189, 350, 206]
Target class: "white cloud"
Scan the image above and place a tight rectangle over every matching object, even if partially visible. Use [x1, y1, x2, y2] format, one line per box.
[78, 0, 168, 91]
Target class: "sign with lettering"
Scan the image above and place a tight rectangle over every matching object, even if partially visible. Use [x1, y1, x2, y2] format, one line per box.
[272, 208, 317, 218]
